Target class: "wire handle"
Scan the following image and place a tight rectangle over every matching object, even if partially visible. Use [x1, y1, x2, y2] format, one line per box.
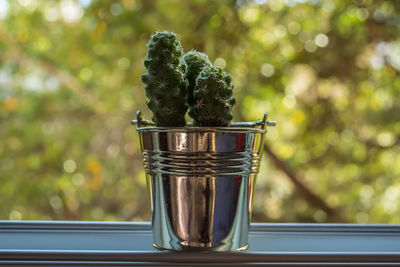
[131, 110, 277, 128]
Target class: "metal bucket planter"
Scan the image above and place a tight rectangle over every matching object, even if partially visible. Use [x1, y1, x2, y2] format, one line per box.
[132, 111, 276, 251]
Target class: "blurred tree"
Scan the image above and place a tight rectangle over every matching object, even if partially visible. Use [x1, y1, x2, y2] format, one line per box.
[0, 0, 399, 223]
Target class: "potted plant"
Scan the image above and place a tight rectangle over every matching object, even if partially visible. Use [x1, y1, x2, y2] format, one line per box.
[132, 31, 276, 251]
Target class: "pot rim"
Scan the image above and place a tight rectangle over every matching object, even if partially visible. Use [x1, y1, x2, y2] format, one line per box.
[137, 126, 265, 134]
[132, 110, 276, 133]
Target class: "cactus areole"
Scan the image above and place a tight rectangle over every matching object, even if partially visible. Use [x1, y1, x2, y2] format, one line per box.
[141, 31, 236, 127]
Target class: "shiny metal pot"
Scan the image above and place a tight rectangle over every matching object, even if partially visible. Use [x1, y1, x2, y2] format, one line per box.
[133, 112, 275, 251]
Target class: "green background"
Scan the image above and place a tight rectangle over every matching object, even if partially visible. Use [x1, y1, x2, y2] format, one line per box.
[1, 0, 400, 223]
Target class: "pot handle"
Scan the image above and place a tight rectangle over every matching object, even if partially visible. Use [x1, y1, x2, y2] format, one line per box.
[132, 110, 155, 127]
[131, 110, 277, 128]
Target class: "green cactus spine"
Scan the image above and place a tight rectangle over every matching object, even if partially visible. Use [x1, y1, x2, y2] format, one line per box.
[192, 65, 236, 127]
[141, 31, 188, 127]
[182, 50, 212, 121]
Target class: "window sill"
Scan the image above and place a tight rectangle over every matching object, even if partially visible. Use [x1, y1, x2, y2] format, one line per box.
[1, 221, 400, 266]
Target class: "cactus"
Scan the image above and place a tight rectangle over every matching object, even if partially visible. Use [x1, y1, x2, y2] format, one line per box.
[141, 31, 188, 127]
[182, 50, 212, 121]
[192, 65, 236, 127]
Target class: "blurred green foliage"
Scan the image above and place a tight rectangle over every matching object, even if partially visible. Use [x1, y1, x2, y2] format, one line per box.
[0, 0, 400, 223]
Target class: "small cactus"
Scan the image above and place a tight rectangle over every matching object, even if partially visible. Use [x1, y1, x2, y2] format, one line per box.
[182, 50, 212, 121]
[192, 65, 236, 127]
[141, 31, 188, 127]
